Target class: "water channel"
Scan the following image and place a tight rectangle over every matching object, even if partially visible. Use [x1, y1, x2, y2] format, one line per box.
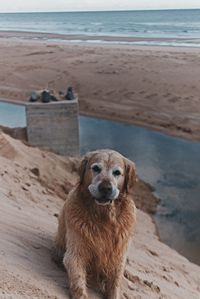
[1, 101, 200, 265]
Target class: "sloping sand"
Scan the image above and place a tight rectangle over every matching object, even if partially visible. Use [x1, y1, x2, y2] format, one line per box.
[0, 32, 200, 141]
[0, 131, 200, 299]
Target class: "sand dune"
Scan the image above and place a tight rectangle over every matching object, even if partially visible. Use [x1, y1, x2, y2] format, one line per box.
[0, 131, 200, 299]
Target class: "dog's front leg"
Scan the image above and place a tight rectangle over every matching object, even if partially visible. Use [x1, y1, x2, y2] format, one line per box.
[105, 257, 126, 299]
[63, 252, 88, 299]
[105, 283, 120, 299]
[105, 278, 121, 299]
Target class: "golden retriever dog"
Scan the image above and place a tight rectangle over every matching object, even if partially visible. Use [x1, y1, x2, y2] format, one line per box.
[54, 149, 137, 299]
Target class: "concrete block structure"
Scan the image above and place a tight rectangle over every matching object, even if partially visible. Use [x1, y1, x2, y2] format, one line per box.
[26, 99, 79, 156]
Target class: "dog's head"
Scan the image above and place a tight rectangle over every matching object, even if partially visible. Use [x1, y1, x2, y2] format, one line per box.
[79, 149, 137, 206]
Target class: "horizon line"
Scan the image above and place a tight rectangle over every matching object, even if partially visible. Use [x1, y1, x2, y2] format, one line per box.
[0, 7, 200, 14]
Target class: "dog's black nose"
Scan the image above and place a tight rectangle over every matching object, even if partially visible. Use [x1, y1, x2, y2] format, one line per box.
[98, 181, 113, 197]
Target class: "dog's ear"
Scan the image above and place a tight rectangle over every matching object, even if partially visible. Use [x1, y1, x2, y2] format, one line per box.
[79, 156, 89, 185]
[123, 158, 137, 194]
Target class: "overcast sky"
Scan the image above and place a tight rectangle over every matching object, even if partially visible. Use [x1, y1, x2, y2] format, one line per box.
[0, 0, 200, 13]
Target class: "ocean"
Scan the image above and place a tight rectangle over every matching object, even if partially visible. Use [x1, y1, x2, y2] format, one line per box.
[0, 9, 200, 47]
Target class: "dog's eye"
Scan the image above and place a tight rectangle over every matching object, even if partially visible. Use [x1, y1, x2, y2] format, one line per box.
[113, 169, 121, 176]
[92, 165, 101, 173]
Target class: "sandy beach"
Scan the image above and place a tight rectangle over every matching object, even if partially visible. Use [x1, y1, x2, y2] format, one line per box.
[0, 130, 200, 299]
[0, 31, 200, 141]
[1, 30, 200, 298]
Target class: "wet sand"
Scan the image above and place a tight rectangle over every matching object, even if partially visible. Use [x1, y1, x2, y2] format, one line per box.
[0, 31, 200, 141]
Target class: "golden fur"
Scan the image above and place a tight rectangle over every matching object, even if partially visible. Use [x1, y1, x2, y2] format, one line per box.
[54, 150, 137, 299]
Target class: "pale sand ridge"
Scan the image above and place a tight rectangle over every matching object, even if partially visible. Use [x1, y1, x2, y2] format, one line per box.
[0, 132, 200, 299]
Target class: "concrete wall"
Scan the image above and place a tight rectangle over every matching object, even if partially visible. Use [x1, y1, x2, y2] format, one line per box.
[26, 100, 79, 157]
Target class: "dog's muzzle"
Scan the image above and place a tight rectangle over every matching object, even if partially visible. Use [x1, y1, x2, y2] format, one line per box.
[98, 181, 113, 197]
[88, 181, 119, 205]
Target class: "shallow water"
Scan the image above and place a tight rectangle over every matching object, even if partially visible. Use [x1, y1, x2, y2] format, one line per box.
[0, 102, 200, 265]
[0, 102, 26, 127]
[80, 116, 200, 265]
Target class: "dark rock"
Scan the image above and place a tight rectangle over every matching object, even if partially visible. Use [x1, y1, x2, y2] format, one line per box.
[65, 86, 75, 101]
[29, 91, 40, 102]
[41, 90, 51, 103]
